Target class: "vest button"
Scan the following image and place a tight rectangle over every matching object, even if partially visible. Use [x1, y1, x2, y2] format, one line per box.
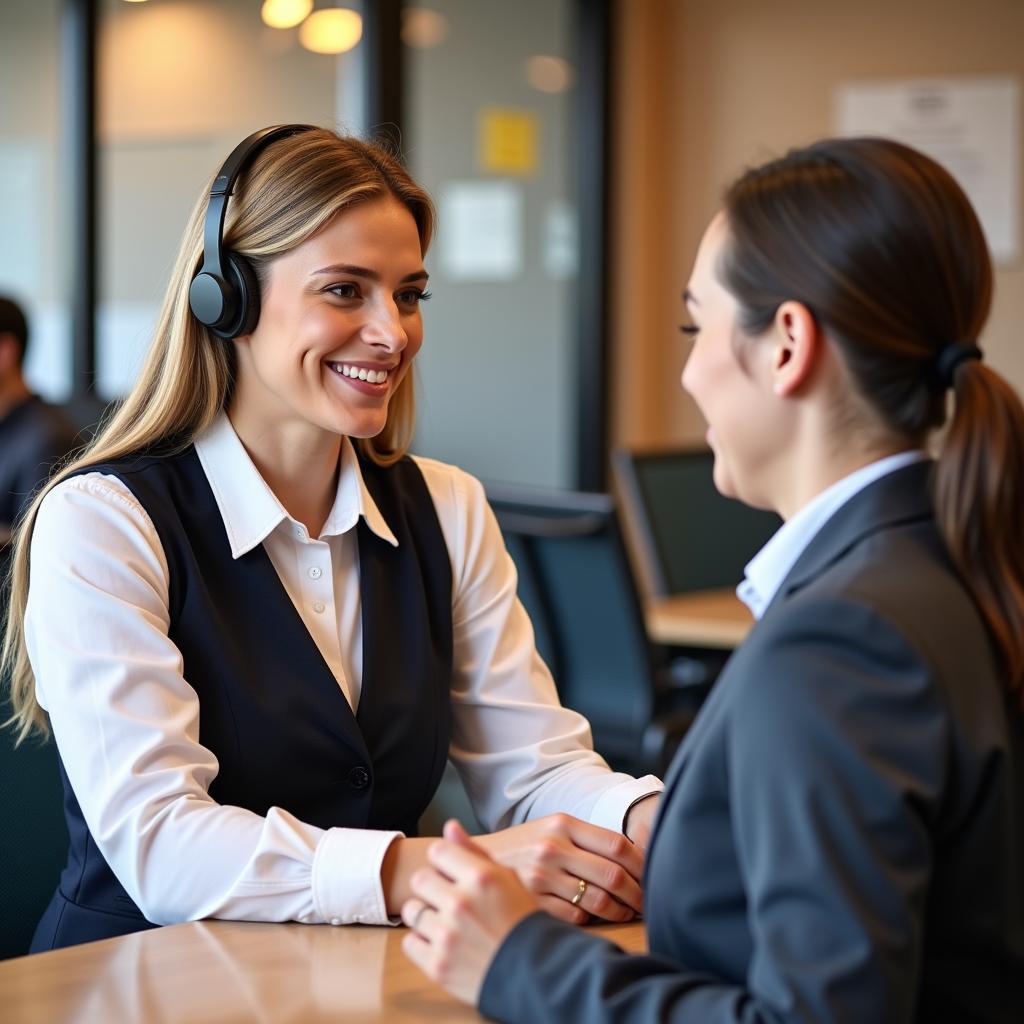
[348, 766, 370, 790]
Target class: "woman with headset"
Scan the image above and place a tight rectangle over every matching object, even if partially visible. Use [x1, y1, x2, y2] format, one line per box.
[401, 137, 1024, 1022]
[1, 126, 661, 952]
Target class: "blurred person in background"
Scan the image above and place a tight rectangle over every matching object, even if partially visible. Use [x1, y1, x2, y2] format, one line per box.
[0, 295, 77, 547]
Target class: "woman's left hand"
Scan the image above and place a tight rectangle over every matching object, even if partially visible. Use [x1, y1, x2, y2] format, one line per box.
[402, 819, 538, 1006]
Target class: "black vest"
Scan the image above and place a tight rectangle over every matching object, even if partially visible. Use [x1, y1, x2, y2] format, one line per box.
[32, 445, 453, 951]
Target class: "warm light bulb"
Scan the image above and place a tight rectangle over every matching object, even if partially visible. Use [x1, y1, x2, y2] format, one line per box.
[261, 0, 313, 30]
[526, 56, 573, 94]
[402, 8, 449, 49]
[299, 8, 363, 55]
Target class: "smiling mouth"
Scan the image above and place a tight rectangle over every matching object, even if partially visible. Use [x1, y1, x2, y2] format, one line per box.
[326, 361, 392, 385]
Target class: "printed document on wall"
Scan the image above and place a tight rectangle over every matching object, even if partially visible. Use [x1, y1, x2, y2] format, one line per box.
[439, 181, 523, 282]
[835, 76, 1020, 265]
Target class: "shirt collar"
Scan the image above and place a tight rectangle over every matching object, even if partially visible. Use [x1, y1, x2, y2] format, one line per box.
[193, 414, 398, 559]
[324, 438, 398, 547]
[736, 450, 927, 620]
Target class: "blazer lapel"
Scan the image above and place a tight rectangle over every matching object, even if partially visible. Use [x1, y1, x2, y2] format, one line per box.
[767, 460, 935, 613]
[654, 461, 935, 813]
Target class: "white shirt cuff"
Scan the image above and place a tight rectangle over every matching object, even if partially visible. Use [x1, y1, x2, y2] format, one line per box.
[587, 775, 663, 833]
[312, 827, 404, 925]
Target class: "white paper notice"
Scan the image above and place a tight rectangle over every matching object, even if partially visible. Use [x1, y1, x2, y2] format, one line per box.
[439, 181, 523, 281]
[835, 76, 1021, 265]
[543, 199, 579, 280]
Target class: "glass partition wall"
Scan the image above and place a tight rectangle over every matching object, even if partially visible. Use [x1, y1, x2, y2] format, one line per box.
[0, 1, 69, 400]
[96, 0, 367, 399]
[22, 0, 608, 488]
[404, 0, 584, 488]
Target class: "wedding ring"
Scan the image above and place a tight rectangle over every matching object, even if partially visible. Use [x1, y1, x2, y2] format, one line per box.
[570, 877, 588, 906]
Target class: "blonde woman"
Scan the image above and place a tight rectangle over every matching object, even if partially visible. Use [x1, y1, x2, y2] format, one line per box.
[2, 126, 661, 952]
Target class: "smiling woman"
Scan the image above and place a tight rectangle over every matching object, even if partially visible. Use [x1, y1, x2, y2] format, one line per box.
[230, 195, 430, 531]
[1, 125, 664, 953]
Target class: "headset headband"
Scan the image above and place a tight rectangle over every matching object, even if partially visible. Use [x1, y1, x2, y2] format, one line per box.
[189, 124, 316, 338]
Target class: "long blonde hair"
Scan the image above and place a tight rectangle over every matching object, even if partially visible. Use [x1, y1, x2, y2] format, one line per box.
[2, 127, 435, 742]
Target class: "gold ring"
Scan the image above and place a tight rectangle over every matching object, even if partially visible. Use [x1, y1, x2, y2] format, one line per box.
[570, 877, 588, 906]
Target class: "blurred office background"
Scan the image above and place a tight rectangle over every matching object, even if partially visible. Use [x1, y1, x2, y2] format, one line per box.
[1, 0, 1022, 488]
[2, 0, 1022, 914]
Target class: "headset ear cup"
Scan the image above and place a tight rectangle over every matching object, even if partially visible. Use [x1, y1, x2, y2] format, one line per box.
[223, 252, 261, 339]
[188, 270, 232, 333]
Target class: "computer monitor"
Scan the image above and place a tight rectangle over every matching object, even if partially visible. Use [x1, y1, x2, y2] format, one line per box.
[613, 448, 781, 597]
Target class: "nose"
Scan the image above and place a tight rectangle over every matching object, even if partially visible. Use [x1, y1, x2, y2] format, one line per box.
[362, 298, 408, 353]
[680, 347, 696, 395]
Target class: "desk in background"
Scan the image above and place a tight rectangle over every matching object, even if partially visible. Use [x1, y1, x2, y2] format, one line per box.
[0, 918, 646, 1023]
[646, 587, 753, 650]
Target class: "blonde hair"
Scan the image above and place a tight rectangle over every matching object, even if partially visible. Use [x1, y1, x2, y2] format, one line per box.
[2, 127, 435, 741]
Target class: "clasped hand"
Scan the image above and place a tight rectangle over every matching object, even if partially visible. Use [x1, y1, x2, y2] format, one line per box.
[472, 810, 646, 924]
[401, 799, 660, 1004]
[401, 819, 552, 1004]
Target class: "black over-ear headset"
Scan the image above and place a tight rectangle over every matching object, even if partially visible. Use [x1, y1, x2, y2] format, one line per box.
[189, 124, 316, 340]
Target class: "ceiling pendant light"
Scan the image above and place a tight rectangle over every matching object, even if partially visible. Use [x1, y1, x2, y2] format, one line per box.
[261, 0, 314, 30]
[299, 7, 363, 55]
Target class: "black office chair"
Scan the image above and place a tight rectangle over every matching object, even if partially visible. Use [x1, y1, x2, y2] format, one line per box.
[0, 720, 67, 959]
[486, 484, 702, 777]
[613, 447, 780, 598]
[0, 535, 67, 959]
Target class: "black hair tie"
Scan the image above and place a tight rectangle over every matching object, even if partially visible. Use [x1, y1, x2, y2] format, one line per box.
[936, 343, 983, 388]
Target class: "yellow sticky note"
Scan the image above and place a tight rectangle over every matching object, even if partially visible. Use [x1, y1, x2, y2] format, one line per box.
[479, 108, 539, 176]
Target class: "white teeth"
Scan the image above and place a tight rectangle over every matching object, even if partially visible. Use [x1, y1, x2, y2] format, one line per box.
[334, 363, 389, 384]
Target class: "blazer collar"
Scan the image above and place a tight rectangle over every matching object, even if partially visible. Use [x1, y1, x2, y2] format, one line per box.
[771, 459, 935, 607]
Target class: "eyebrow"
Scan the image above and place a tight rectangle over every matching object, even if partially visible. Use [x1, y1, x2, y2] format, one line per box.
[683, 288, 699, 306]
[311, 263, 429, 284]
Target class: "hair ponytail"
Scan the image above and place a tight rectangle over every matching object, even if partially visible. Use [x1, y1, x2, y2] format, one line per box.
[935, 361, 1024, 708]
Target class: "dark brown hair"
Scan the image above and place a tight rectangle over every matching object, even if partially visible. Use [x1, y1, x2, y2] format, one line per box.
[0, 296, 28, 365]
[721, 136, 1024, 709]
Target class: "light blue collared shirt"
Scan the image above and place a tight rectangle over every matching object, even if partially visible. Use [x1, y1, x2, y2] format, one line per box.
[737, 451, 928, 620]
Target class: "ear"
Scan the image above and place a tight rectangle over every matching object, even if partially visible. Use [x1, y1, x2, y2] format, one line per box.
[769, 301, 820, 397]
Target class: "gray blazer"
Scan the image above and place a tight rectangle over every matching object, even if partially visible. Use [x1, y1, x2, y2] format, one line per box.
[480, 462, 1024, 1023]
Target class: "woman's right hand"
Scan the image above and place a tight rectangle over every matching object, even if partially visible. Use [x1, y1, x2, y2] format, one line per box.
[474, 813, 645, 924]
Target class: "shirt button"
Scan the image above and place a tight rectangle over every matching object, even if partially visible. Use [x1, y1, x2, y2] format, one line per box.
[348, 766, 370, 790]
[308, 566, 323, 580]
[312, 600, 326, 614]
[294, 525, 306, 540]
[330, 918, 341, 926]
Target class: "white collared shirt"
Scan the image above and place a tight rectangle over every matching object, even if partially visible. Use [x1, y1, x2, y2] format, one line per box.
[737, 451, 928, 620]
[25, 414, 660, 928]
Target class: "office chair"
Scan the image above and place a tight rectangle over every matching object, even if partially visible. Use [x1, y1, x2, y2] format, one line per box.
[0, 720, 68, 959]
[1, 540, 66, 960]
[486, 484, 702, 777]
[613, 447, 780, 598]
